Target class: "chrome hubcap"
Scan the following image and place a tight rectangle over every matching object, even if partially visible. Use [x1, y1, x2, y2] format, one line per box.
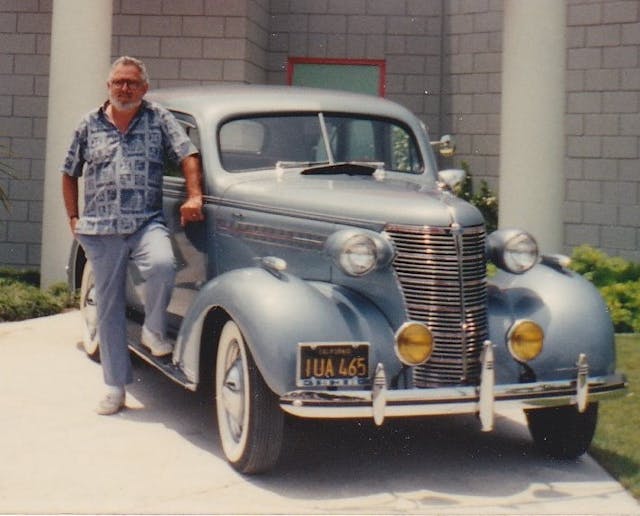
[82, 285, 98, 345]
[221, 348, 245, 442]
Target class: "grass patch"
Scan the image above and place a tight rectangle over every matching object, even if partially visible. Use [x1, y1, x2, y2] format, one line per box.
[591, 334, 640, 499]
[0, 268, 77, 322]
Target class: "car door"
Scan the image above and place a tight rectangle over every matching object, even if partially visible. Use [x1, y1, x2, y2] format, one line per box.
[161, 113, 208, 334]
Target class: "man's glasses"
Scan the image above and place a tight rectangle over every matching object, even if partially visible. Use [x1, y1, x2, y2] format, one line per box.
[110, 79, 144, 90]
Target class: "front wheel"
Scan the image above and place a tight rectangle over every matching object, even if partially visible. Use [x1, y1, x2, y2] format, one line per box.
[79, 263, 100, 362]
[215, 319, 284, 474]
[525, 403, 598, 459]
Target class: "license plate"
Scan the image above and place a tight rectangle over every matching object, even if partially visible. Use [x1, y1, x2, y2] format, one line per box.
[297, 342, 369, 387]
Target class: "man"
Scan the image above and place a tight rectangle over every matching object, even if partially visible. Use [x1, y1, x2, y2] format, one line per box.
[61, 56, 204, 415]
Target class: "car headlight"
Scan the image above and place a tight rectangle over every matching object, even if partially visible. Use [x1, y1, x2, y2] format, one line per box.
[325, 229, 395, 277]
[341, 234, 377, 276]
[487, 228, 539, 274]
[507, 320, 544, 363]
[395, 321, 434, 366]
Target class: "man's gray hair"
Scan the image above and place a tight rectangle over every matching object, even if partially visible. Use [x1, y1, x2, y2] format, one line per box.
[109, 56, 149, 84]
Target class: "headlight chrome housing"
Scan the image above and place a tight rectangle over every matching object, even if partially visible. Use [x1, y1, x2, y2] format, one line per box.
[507, 320, 544, 363]
[487, 228, 539, 274]
[325, 229, 395, 277]
[395, 321, 434, 366]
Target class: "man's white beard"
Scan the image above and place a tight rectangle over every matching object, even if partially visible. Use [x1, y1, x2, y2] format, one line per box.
[109, 95, 141, 112]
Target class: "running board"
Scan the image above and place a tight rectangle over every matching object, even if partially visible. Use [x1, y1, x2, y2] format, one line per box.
[126, 320, 196, 391]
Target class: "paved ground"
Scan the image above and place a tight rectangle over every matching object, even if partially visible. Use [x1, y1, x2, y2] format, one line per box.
[0, 310, 638, 515]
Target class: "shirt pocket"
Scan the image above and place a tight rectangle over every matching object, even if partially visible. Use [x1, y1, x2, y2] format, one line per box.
[86, 131, 119, 164]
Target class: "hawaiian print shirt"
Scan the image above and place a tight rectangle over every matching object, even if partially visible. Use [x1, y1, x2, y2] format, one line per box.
[61, 100, 197, 235]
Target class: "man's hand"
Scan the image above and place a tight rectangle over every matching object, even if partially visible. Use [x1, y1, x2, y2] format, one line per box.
[62, 175, 80, 235]
[69, 216, 78, 234]
[180, 195, 204, 226]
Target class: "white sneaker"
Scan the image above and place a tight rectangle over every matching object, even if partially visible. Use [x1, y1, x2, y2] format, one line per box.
[96, 389, 125, 415]
[141, 326, 173, 357]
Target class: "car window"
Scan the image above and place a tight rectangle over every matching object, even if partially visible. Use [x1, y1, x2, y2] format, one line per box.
[219, 115, 321, 171]
[324, 116, 422, 173]
[219, 113, 423, 174]
[164, 116, 200, 178]
[219, 120, 265, 153]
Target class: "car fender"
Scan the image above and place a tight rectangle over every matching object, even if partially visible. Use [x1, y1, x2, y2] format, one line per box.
[175, 266, 397, 395]
[488, 263, 615, 383]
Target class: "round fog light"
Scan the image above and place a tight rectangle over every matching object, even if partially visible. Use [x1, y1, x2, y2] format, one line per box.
[508, 320, 544, 362]
[395, 322, 434, 366]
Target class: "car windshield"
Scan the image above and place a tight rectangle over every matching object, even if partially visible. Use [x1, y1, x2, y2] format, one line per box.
[218, 113, 424, 174]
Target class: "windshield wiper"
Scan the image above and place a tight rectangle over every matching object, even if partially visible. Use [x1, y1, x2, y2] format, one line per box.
[276, 160, 330, 169]
[301, 161, 383, 176]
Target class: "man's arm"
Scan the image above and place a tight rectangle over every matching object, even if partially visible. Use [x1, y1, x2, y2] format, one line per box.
[179, 154, 204, 226]
[62, 174, 80, 233]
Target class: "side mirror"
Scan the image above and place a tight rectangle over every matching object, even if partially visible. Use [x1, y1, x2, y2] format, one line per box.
[431, 134, 456, 158]
[438, 168, 466, 190]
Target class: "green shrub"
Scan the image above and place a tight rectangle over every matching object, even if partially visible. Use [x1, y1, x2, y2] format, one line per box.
[0, 267, 40, 286]
[600, 282, 640, 333]
[570, 245, 640, 333]
[0, 271, 77, 322]
[454, 161, 499, 232]
[570, 245, 640, 286]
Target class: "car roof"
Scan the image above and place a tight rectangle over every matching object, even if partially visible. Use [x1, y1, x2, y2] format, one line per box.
[145, 84, 417, 123]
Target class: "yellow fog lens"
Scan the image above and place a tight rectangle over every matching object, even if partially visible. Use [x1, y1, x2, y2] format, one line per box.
[395, 322, 434, 366]
[508, 320, 544, 362]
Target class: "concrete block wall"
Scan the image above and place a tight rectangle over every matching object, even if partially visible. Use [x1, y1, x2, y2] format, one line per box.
[440, 0, 503, 194]
[0, 0, 270, 270]
[113, 0, 269, 87]
[245, 0, 270, 84]
[565, 0, 640, 261]
[266, 0, 445, 134]
[0, 0, 50, 268]
[440, 0, 639, 260]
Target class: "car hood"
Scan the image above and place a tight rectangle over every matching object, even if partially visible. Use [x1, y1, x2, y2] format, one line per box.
[220, 171, 484, 229]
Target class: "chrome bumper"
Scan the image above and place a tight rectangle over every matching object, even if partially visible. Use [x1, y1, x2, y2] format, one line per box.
[280, 342, 627, 429]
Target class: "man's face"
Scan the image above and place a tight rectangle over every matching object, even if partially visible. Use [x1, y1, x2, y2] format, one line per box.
[107, 64, 148, 112]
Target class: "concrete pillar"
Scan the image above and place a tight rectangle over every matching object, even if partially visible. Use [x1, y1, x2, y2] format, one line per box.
[40, 0, 112, 287]
[498, 0, 566, 254]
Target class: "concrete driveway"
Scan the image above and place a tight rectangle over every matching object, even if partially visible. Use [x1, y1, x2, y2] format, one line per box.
[0, 311, 638, 514]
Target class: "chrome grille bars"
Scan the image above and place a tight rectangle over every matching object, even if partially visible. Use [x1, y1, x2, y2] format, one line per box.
[385, 224, 488, 386]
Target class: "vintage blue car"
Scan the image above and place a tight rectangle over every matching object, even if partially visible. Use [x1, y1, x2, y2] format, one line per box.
[68, 85, 627, 474]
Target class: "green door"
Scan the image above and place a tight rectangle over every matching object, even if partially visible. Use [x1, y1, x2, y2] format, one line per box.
[288, 58, 385, 96]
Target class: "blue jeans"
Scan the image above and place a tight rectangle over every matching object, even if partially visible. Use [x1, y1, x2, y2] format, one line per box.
[76, 222, 176, 387]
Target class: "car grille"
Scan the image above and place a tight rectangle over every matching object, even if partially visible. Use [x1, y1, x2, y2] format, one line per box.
[384, 224, 488, 386]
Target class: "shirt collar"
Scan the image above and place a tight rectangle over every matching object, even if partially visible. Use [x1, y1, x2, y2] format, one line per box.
[98, 99, 149, 132]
